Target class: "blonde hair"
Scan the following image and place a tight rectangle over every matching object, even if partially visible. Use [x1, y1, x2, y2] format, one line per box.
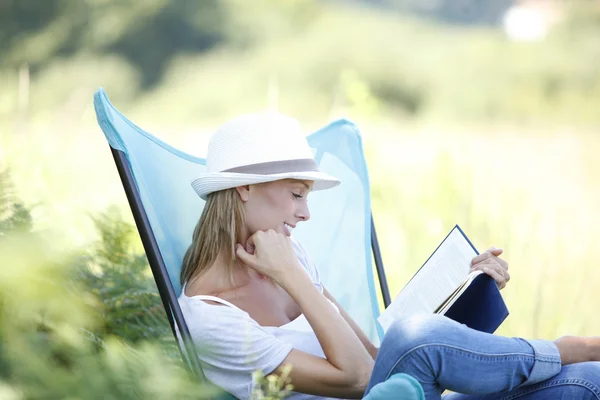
[180, 188, 246, 287]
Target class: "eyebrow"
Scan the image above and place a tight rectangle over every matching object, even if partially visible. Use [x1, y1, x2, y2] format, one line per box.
[293, 182, 312, 191]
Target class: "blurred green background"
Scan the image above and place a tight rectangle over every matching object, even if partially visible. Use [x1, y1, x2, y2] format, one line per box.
[1, 0, 600, 397]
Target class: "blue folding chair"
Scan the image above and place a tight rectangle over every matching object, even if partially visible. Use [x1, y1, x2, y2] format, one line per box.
[93, 88, 424, 400]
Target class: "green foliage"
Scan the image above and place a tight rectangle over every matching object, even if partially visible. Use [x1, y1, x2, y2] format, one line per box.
[0, 234, 216, 399]
[223, 0, 319, 48]
[2, 0, 600, 124]
[1, 0, 226, 88]
[0, 169, 33, 237]
[0, 170, 219, 398]
[252, 365, 294, 400]
[72, 206, 173, 347]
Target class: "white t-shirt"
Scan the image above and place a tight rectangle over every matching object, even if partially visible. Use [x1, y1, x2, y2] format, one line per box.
[178, 236, 341, 400]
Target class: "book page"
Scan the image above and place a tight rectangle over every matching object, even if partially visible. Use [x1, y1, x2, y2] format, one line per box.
[435, 270, 484, 314]
[378, 226, 478, 333]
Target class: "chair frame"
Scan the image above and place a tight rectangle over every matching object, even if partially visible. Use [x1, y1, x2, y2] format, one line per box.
[110, 144, 392, 382]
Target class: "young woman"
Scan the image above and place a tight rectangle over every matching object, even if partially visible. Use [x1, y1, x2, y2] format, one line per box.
[178, 113, 600, 400]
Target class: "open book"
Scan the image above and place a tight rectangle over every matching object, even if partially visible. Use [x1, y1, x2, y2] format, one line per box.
[377, 225, 509, 334]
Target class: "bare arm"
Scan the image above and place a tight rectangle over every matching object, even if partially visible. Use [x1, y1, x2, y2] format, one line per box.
[236, 230, 374, 398]
[323, 287, 379, 360]
[276, 268, 374, 397]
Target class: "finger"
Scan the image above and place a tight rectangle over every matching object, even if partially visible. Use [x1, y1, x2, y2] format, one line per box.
[470, 252, 492, 266]
[236, 243, 257, 267]
[497, 257, 508, 271]
[471, 263, 508, 285]
[491, 263, 509, 281]
[487, 247, 504, 257]
[472, 260, 508, 277]
[245, 232, 260, 254]
[482, 266, 506, 289]
[245, 239, 255, 255]
[471, 258, 501, 269]
[470, 257, 504, 272]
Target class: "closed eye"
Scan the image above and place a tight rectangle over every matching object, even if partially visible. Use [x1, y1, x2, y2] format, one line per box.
[292, 193, 303, 199]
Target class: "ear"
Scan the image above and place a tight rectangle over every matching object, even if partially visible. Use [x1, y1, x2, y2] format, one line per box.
[235, 185, 250, 202]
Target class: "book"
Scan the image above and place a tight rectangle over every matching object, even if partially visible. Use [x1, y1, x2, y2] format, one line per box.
[377, 225, 509, 334]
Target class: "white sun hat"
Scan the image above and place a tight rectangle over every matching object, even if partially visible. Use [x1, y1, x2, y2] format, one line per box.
[191, 112, 341, 200]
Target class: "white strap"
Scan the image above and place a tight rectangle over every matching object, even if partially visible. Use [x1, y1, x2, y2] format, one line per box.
[194, 295, 242, 311]
[182, 282, 242, 311]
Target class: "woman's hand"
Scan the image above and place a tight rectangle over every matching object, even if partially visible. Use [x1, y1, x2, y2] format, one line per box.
[235, 229, 302, 284]
[470, 247, 510, 290]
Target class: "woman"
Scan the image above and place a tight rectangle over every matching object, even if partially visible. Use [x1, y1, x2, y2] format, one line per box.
[178, 113, 600, 399]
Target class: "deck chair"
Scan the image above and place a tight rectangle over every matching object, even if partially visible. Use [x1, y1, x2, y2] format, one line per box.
[93, 88, 424, 400]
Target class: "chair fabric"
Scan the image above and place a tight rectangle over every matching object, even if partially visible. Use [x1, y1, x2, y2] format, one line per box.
[94, 88, 423, 399]
[94, 88, 383, 343]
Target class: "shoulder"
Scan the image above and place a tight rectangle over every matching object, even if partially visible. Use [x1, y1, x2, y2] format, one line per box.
[178, 294, 250, 336]
[178, 294, 289, 352]
[178, 297, 228, 344]
[177, 295, 293, 398]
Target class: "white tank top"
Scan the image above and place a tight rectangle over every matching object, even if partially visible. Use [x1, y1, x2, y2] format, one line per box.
[190, 292, 339, 355]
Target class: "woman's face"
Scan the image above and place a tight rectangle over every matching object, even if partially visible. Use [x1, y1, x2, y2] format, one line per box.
[237, 179, 313, 238]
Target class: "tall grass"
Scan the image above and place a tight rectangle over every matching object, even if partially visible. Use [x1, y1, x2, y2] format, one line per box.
[365, 125, 600, 339]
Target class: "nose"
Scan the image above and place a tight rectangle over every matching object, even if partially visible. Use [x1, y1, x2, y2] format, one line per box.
[296, 200, 311, 222]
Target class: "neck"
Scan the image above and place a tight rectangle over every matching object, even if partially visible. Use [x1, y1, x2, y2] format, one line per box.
[202, 252, 268, 291]
[237, 226, 251, 250]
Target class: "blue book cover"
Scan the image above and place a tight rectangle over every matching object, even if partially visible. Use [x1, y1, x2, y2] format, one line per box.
[378, 225, 509, 334]
[443, 270, 509, 334]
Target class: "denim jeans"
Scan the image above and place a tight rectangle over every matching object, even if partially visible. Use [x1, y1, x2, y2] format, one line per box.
[366, 314, 600, 399]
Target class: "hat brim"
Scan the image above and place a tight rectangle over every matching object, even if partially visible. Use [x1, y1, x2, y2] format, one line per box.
[191, 171, 341, 200]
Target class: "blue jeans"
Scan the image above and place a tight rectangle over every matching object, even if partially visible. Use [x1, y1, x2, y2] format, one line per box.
[367, 314, 600, 399]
